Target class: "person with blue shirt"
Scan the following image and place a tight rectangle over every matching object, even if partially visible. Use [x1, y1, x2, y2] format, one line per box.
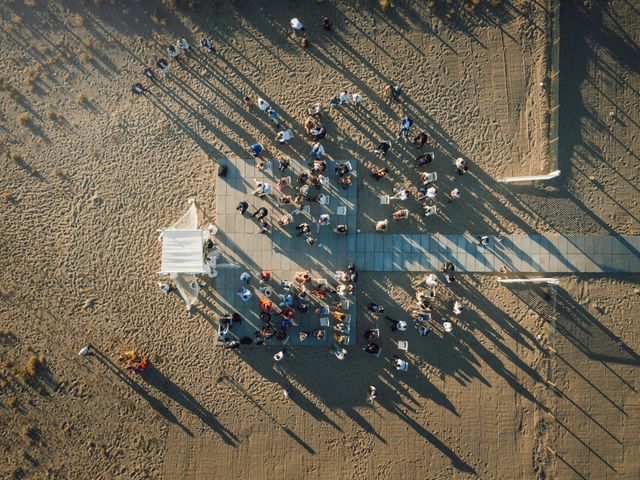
[397, 114, 414, 142]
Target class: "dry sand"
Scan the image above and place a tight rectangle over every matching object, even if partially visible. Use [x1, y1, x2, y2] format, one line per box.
[0, 0, 638, 479]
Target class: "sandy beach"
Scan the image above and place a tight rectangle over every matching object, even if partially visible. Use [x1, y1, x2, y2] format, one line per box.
[1, 0, 638, 479]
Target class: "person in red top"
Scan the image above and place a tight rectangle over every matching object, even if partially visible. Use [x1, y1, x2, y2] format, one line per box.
[259, 299, 273, 312]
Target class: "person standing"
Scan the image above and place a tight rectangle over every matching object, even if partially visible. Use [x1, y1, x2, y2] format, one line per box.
[368, 386, 377, 402]
[78, 344, 93, 356]
[200, 37, 218, 54]
[374, 141, 391, 158]
[447, 188, 461, 203]
[252, 206, 269, 220]
[156, 58, 170, 76]
[397, 114, 414, 142]
[167, 44, 180, 60]
[178, 38, 190, 53]
[309, 142, 325, 160]
[236, 200, 249, 215]
[290, 18, 305, 33]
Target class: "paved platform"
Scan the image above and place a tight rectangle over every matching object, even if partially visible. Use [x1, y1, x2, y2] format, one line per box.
[211, 158, 358, 346]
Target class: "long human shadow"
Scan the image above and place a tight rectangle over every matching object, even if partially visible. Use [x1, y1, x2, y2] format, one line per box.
[554, 287, 640, 366]
[377, 385, 476, 474]
[222, 374, 316, 453]
[141, 365, 238, 446]
[92, 347, 193, 437]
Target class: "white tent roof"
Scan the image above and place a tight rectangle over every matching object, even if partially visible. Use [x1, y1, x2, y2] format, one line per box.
[160, 229, 206, 274]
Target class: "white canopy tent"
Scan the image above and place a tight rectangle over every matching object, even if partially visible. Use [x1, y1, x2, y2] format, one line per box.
[158, 200, 218, 310]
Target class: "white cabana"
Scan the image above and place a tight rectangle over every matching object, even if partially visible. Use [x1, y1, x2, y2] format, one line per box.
[161, 229, 206, 274]
[158, 200, 218, 310]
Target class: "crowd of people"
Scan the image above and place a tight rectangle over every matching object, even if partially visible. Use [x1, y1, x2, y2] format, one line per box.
[218, 264, 359, 362]
[149, 17, 480, 398]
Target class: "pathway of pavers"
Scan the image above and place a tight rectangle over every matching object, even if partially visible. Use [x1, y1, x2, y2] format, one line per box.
[355, 233, 640, 273]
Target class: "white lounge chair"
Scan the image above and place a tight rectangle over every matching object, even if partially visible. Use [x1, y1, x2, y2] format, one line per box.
[379, 195, 390, 205]
[320, 317, 330, 327]
[397, 340, 409, 351]
[424, 205, 437, 217]
[423, 172, 437, 184]
[336, 205, 347, 215]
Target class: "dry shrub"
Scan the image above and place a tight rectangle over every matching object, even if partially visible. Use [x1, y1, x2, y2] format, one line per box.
[72, 13, 84, 26]
[17, 112, 31, 125]
[25, 354, 41, 378]
[9, 151, 22, 162]
[2, 191, 14, 203]
[12, 15, 23, 25]
[75, 92, 89, 104]
[379, 0, 391, 12]
[30, 167, 39, 176]
[78, 48, 93, 63]
[52, 167, 64, 176]
[469, 0, 480, 11]
[26, 66, 42, 84]
[8, 397, 19, 409]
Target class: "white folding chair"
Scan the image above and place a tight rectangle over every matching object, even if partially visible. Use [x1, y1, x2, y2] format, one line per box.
[341, 299, 351, 310]
[397, 340, 409, 351]
[334, 324, 350, 334]
[319, 175, 329, 187]
[424, 205, 437, 217]
[379, 195, 390, 205]
[320, 317, 330, 327]
[397, 360, 408, 371]
[336, 205, 347, 215]
[424, 172, 437, 184]
[319, 195, 330, 206]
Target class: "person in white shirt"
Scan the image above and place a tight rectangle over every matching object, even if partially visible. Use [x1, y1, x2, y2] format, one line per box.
[309, 142, 325, 159]
[290, 18, 305, 31]
[276, 129, 293, 144]
[252, 180, 273, 197]
[167, 44, 179, 58]
[352, 93, 363, 107]
[316, 214, 330, 231]
[426, 186, 437, 199]
[339, 91, 350, 104]
[178, 38, 190, 52]
[391, 188, 408, 200]
[453, 300, 463, 315]
[257, 97, 270, 111]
